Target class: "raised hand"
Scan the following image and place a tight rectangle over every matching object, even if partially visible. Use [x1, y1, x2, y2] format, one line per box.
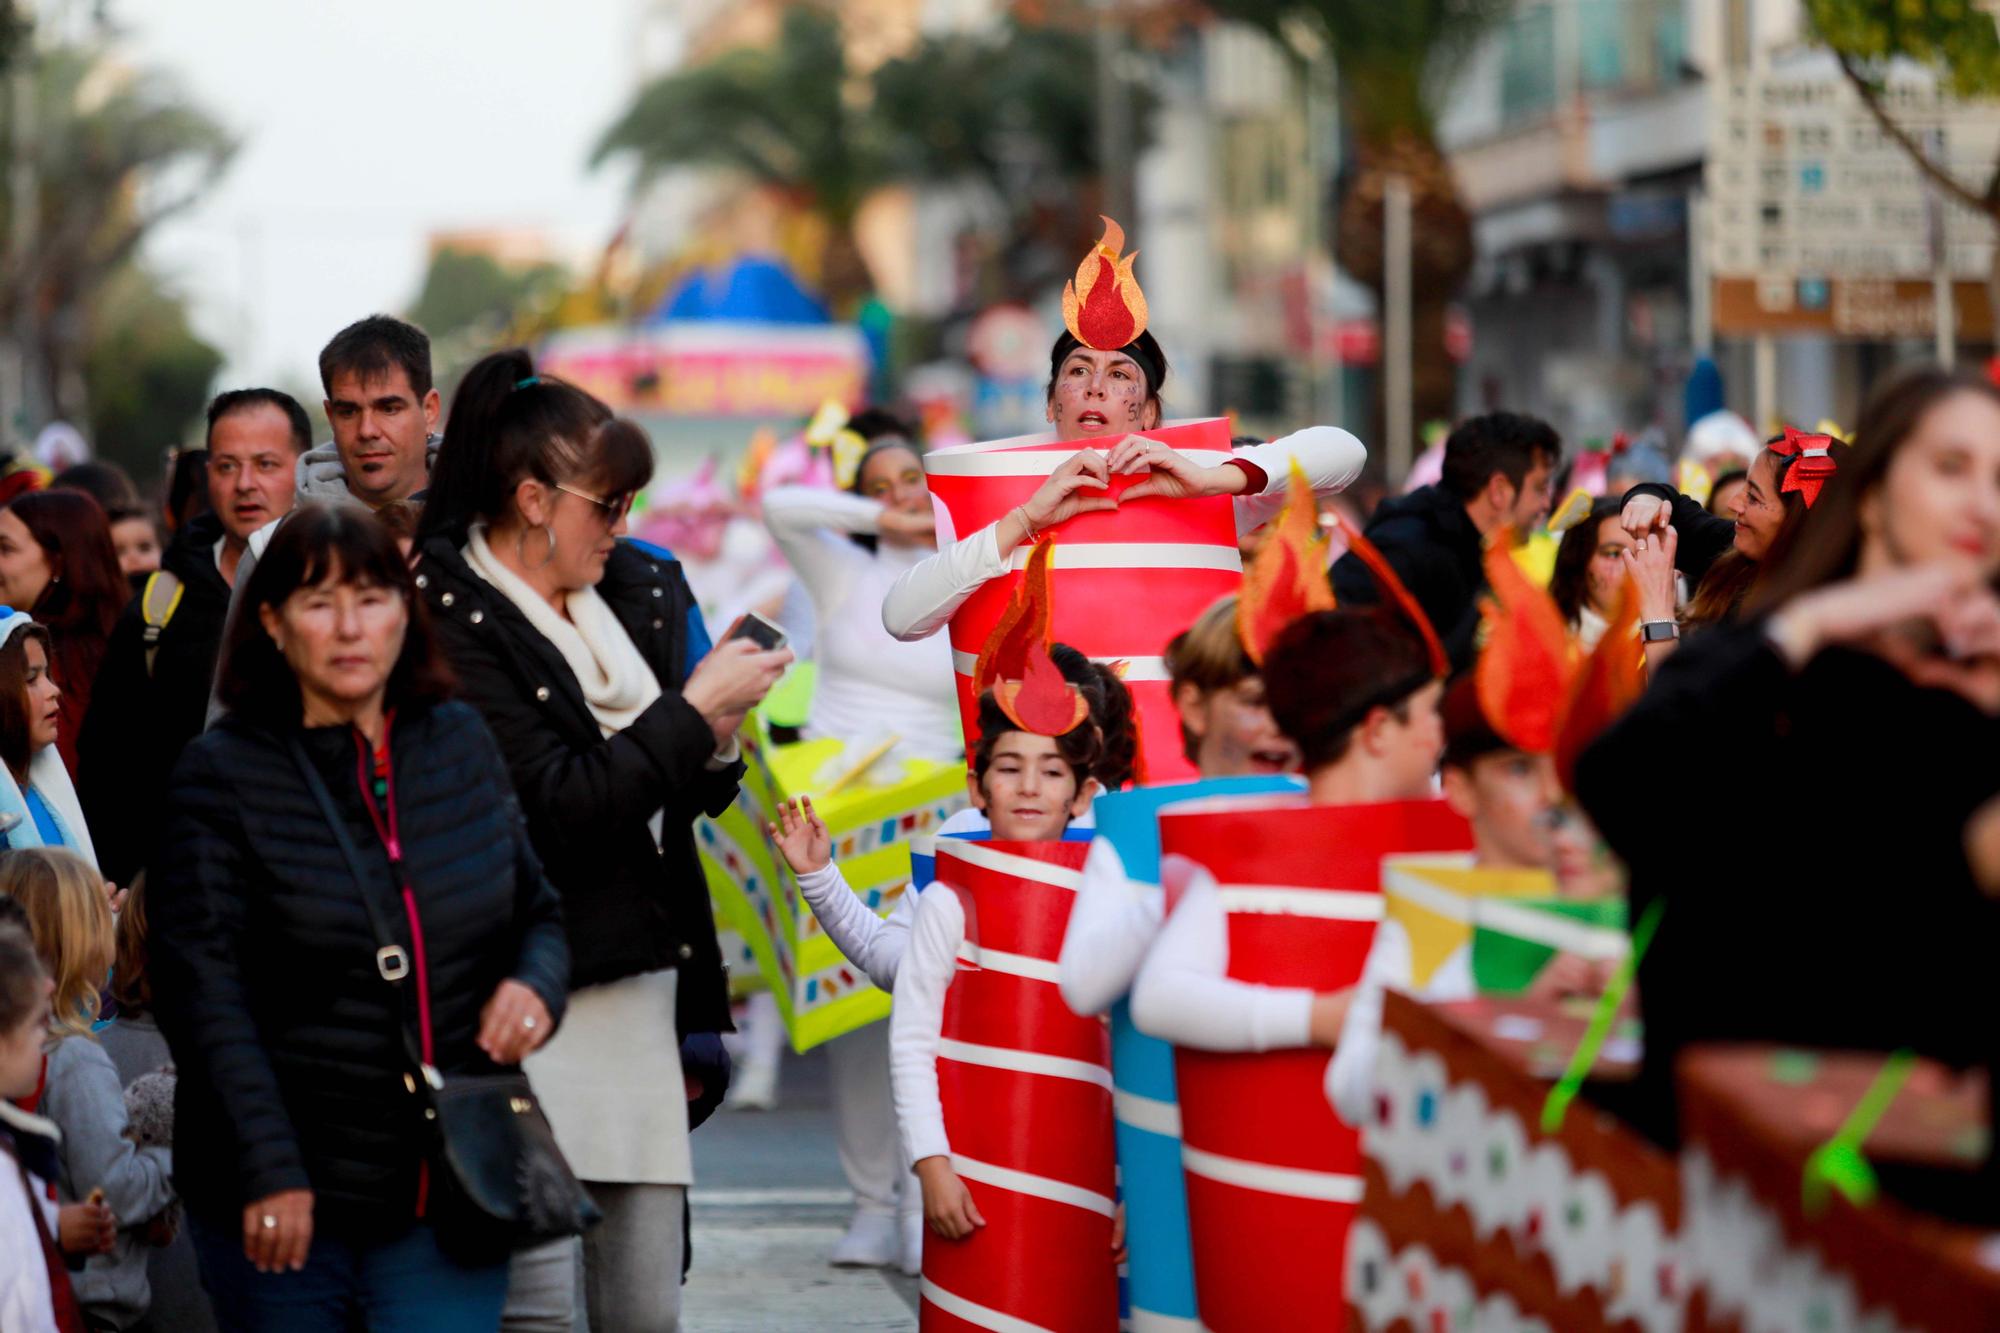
[769, 796, 832, 875]
[1620, 523, 1680, 623]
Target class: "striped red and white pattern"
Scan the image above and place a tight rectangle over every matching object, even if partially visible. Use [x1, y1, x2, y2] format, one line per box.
[1157, 797, 1473, 1332]
[924, 418, 1241, 783]
[923, 839, 1118, 1333]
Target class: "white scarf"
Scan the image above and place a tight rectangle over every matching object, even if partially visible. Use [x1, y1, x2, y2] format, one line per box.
[1574, 604, 1609, 653]
[462, 526, 662, 737]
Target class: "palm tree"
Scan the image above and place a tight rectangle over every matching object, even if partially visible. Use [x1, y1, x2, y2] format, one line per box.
[0, 39, 234, 424]
[593, 8, 1154, 315]
[594, 6, 884, 314]
[1206, 0, 1511, 436]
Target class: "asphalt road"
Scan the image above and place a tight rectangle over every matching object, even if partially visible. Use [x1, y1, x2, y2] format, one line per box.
[683, 1040, 918, 1331]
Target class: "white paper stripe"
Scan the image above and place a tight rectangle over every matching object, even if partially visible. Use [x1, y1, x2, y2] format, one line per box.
[1128, 1311, 1203, 1333]
[953, 649, 1170, 683]
[939, 1038, 1115, 1091]
[1381, 873, 1475, 923]
[1474, 899, 1630, 960]
[955, 943, 1062, 984]
[1005, 542, 1240, 574]
[920, 1278, 1060, 1333]
[1113, 1088, 1182, 1138]
[1181, 1145, 1364, 1203]
[923, 449, 1233, 478]
[953, 1153, 1117, 1217]
[937, 840, 1084, 890]
[1215, 885, 1383, 922]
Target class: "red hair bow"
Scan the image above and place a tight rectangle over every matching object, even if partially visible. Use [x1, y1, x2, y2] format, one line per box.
[1771, 426, 1839, 508]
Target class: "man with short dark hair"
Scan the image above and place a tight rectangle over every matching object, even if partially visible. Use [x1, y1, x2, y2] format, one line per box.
[1331, 411, 1560, 669]
[77, 387, 312, 886]
[300, 314, 441, 509]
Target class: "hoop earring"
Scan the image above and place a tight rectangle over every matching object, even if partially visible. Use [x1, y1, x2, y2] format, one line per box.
[518, 524, 557, 571]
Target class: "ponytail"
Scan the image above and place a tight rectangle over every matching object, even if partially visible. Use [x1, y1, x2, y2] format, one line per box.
[416, 348, 634, 545]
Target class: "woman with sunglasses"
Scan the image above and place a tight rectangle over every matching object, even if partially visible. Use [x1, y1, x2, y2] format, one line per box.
[413, 350, 791, 1332]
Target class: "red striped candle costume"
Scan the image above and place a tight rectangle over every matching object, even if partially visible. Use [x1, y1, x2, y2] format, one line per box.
[918, 417, 1241, 783]
[1155, 797, 1473, 1331]
[896, 838, 1118, 1333]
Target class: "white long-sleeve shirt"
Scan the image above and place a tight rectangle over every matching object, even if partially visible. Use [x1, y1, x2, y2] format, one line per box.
[795, 862, 916, 992]
[1128, 868, 1315, 1052]
[889, 886, 968, 1164]
[1322, 918, 1473, 1126]
[762, 486, 962, 760]
[1056, 837, 1163, 1018]
[882, 426, 1368, 641]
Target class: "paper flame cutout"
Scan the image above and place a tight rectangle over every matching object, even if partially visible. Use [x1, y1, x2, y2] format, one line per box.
[1331, 509, 1450, 678]
[1476, 527, 1647, 791]
[1238, 460, 1336, 665]
[1062, 216, 1150, 352]
[973, 537, 1089, 737]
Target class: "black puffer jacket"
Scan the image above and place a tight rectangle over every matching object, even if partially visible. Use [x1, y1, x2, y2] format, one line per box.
[1331, 483, 1486, 671]
[78, 509, 236, 887]
[414, 536, 743, 1036]
[151, 702, 568, 1237]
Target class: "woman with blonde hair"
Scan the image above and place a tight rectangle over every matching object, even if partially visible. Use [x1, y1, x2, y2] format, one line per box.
[2, 845, 177, 1329]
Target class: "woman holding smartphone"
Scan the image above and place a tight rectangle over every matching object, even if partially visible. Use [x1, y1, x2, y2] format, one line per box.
[414, 350, 790, 1331]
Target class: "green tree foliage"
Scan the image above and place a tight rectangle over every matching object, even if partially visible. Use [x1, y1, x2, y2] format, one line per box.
[1806, 0, 2000, 99]
[82, 262, 223, 482]
[0, 31, 233, 436]
[409, 246, 567, 346]
[1805, 0, 2000, 215]
[593, 6, 1153, 312]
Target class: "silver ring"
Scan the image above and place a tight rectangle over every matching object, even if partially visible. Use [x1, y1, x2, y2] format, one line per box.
[521, 1015, 537, 1030]
[261, 1214, 277, 1230]
[1635, 540, 1646, 550]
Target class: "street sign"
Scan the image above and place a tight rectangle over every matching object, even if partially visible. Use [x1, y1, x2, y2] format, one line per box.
[1706, 67, 2000, 335]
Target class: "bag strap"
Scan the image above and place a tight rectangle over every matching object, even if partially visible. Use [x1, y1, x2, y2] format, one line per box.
[282, 733, 432, 1081]
[139, 571, 183, 677]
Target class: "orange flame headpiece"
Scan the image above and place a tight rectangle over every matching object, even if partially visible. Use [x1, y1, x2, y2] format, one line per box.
[1475, 530, 1646, 791]
[1062, 216, 1150, 352]
[973, 538, 1091, 737]
[1238, 461, 1336, 665]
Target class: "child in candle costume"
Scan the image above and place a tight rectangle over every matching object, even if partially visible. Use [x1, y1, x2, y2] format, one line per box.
[1323, 530, 1641, 1130]
[891, 669, 1119, 1328]
[1053, 477, 1330, 1329]
[1127, 499, 1481, 1328]
[881, 217, 1367, 780]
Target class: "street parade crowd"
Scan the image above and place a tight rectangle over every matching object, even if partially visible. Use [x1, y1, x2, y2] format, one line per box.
[1, 216, 1999, 1333]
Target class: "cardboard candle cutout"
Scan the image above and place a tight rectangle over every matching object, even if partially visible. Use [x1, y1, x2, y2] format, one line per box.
[922, 836, 1118, 1333]
[1157, 796, 1473, 1331]
[925, 218, 1238, 782]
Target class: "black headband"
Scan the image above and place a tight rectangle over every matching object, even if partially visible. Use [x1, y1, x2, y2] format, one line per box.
[1049, 332, 1164, 401]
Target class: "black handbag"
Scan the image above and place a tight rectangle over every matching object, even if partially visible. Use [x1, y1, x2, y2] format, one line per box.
[286, 734, 599, 1264]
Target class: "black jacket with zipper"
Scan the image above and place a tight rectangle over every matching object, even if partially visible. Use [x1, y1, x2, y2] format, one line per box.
[151, 701, 569, 1237]
[1330, 483, 1487, 671]
[414, 535, 743, 1036]
[77, 509, 236, 888]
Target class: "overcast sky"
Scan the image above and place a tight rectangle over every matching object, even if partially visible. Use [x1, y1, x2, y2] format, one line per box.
[125, 0, 650, 392]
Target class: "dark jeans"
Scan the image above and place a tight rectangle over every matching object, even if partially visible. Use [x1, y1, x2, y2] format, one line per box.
[189, 1213, 509, 1333]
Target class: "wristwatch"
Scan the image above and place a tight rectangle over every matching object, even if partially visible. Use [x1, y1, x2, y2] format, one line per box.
[1640, 620, 1680, 643]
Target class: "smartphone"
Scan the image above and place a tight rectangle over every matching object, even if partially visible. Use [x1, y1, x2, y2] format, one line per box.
[725, 611, 789, 652]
